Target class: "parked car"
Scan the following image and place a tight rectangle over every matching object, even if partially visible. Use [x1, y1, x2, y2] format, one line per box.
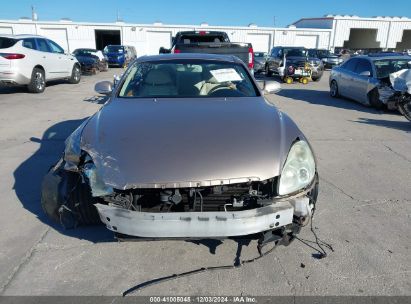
[41, 53, 319, 244]
[0, 34, 81, 93]
[72, 48, 108, 74]
[265, 46, 324, 81]
[308, 49, 343, 69]
[159, 31, 254, 72]
[329, 53, 411, 109]
[254, 52, 267, 74]
[103, 45, 137, 68]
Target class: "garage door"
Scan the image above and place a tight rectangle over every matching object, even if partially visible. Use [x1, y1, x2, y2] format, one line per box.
[146, 31, 172, 55]
[296, 35, 318, 48]
[247, 34, 271, 52]
[0, 27, 13, 34]
[40, 28, 69, 52]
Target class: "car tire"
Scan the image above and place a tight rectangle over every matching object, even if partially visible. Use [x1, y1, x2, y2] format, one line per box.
[265, 65, 273, 77]
[330, 80, 339, 98]
[368, 88, 384, 109]
[27, 67, 46, 93]
[68, 64, 81, 84]
[312, 76, 321, 82]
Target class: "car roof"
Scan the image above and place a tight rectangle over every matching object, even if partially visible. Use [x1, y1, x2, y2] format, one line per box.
[0, 34, 47, 39]
[137, 53, 242, 64]
[354, 55, 411, 61]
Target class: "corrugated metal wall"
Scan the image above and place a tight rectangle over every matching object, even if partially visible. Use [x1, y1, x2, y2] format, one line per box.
[0, 20, 331, 54]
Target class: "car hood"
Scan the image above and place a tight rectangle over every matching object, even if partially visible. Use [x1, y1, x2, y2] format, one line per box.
[80, 97, 305, 189]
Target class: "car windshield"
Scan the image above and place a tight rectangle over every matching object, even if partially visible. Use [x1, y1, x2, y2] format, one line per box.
[254, 52, 266, 58]
[374, 59, 411, 78]
[285, 49, 307, 57]
[313, 50, 331, 58]
[73, 49, 95, 56]
[104, 45, 123, 53]
[118, 60, 259, 98]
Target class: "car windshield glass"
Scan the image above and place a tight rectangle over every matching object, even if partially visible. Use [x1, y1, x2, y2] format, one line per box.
[104, 46, 123, 53]
[118, 60, 259, 98]
[74, 49, 95, 56]
[285, 49, 307, 57]
[374, 59, 411, 78]
[254, 52, 266, 58]
[0, 37, 17, 49]
[179, 34, 228, 43]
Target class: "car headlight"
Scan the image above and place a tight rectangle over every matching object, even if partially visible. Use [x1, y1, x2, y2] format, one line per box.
[278, 140, 316, 195]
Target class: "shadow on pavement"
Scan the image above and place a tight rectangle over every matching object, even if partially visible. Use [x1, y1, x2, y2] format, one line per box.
[277, 88, 384, 113]
[13, 118, 114, 242]
[350, 117, 411, 132]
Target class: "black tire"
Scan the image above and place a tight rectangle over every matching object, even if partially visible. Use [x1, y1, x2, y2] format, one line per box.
[368, 88, 384, 109]
[102, 62, 109, 72]
[330, 80, 339, 98]
[27, 67, 46, 93]
[312, 76, 321, 82]
[68, 64, 81, 84]
[265, 64, 273, 77]
[398, 100, 411, 121]
[41, 162, 101, 227]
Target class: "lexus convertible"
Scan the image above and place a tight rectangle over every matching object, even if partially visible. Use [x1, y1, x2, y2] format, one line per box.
[41, 53, 319, 244]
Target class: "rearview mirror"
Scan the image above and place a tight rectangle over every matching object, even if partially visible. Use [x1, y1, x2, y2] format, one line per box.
[258, 81, 281, 94]
[95, 81, 113, 95]
[360, 71, 371, 77]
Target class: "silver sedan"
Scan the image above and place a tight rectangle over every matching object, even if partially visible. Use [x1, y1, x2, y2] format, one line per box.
[41, 53, 318, 243]
[329, 55, 411, 108]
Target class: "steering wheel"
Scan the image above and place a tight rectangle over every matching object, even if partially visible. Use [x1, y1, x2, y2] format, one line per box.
[207, 83, 232, 95]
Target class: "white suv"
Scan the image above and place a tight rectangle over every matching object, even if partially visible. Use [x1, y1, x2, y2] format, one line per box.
[0, 35, 81, 93]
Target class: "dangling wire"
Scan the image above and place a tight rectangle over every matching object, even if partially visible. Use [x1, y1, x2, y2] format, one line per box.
[295, 206, 334, 258]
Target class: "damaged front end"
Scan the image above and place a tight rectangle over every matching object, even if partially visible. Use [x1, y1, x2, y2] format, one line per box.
[377, 69, 411, 121]
[41, 121, 318, 242]
[42, 152, 318, 240]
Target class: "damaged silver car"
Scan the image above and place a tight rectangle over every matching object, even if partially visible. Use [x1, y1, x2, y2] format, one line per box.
[329, 54, 411, 115]
[41, 53, 319, 244]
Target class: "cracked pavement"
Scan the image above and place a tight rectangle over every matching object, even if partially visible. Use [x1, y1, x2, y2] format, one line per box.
[0, 70, 410, 296]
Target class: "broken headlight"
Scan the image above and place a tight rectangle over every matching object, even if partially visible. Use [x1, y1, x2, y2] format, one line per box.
[278, 140, 316, 195]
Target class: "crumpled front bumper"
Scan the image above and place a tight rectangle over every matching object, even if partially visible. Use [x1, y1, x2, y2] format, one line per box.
[95, 197, 310, 238]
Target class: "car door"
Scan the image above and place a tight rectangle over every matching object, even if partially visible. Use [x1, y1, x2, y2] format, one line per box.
[33, 38, 56, 79]
[35, 38, 61, 79]
[352, 59, 374, 104]
[338, 58, 359, 99]
[266, 48, 276, 72]
[272, 48, 283, 73]
[47, 39, 71, 77]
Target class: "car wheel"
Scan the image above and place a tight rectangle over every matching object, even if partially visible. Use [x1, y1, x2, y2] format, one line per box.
[368, 88, 384, 109]
[398, 99, 411, 121]
[330, 80, 339, 98]
[265, 65, 273, 77]
[69, 65, 81, 84]
[312, 76, 321, 82]
[27, 68, 46, 93]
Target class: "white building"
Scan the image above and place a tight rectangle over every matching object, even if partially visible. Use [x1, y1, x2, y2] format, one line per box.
[0, 19, 331, 54]
[1, 14, 410, 55]
[293, 15, 411, 51]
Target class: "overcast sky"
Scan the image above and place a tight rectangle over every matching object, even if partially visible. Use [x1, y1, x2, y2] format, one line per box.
[1, 0, 411, 27]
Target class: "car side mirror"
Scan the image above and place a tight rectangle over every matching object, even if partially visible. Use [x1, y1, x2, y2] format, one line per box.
[257, 80, 281, 94]
[95, 81, 113, 95]
[360, 71, 371, 77]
